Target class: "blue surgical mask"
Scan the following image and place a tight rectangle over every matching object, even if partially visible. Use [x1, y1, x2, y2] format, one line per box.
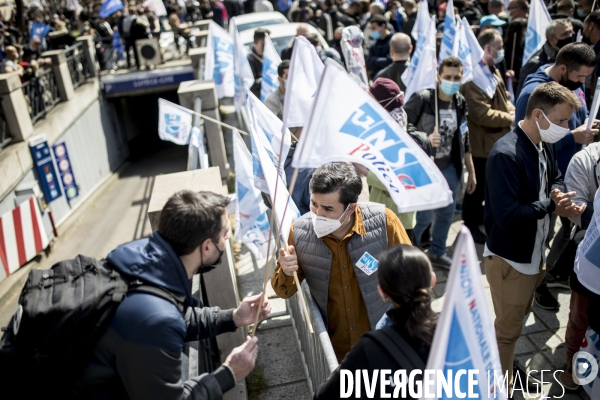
[577, 8, 588, 18]
[440, 79, 461, 95]
[371, 30, 382, 40]
[493, 48, 505, 64]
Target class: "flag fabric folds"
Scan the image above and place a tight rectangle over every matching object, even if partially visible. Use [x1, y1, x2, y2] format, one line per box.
[30, 21, 51, 40]
[158, 99, 193, 145]
[246, 92, 299, 242]
[205, 21, 235, 99]
[293, 60, 453, 213]
[461, 17, 497, 98]
[260, 34, 282, 102]
[98, 0, 124, 18]
[282, 36, 324, 130]
[439, 0, 456, 62]
[425, 226, 508, 400]
[246, 91, 292, 193]
[451, 17, 474, 83]
[411, 0, 430, 41]
[232, 23, 255, 110]
[403, 16, 437, 102]
[233, 129, 273, 260]
[523, 0, 551, 66]
[188, 126, 208, 170]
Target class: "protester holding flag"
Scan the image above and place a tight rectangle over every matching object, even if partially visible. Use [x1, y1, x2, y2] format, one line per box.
[366, 15, 393, 79]
[247, 28, 269, 99]
[374, 32, 412, 92]
[517, 19, 575, 97]
[461, 29, 515, 244]
[484, 82, 587, 392]
[405, 56, 475, 268]
[271, 163, 411, 361]
[264, 60, 289, 118]
[314, 245, 436, 399]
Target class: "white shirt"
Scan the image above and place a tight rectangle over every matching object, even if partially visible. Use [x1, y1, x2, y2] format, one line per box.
[484, 130, 550, 275]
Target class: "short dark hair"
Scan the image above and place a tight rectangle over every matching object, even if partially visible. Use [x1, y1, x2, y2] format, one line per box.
[555, 42, 597, 71]
[254, 28, 270, 43]
[309, 163, 362, 208]
[556, 0, 574, 11]
[478, 29, 501, 49]
[369, 14, 387, 27]
[439, 56, 462, 74]
[585, 10, 600, 29]
[510, 0, 529, 11]
[158, 190, 230, 256]
[525, 81, 581, 118]
[278, 60, 290, 77]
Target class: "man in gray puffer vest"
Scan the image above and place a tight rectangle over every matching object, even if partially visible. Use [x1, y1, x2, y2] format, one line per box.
[271, 163, 411, 361]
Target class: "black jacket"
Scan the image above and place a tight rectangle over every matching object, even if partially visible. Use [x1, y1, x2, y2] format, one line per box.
[314, 322, 429, 399]
[366, 32, 393, 79]
[374, 60, 410, 92]
[516, 44, 556, 97]
[484, 125, 565, 264]
[81, 232, 238, 399]
[248, 47, 263, 99]
[404, 88, 470, 178]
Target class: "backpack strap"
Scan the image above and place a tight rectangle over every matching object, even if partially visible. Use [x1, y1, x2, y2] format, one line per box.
[128, 281, 187, 316]
[363, 327, 426, 371]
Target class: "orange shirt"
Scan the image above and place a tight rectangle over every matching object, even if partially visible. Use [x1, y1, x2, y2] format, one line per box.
[271, 206, 410, 361]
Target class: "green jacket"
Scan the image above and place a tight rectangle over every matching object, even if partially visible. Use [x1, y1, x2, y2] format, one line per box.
[366, 171, 416, 230]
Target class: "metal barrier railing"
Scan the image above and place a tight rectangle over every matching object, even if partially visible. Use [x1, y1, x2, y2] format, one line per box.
[287, 280, 339, 395]
[21, 68, 61, 123]
[65, 42, 90, 89]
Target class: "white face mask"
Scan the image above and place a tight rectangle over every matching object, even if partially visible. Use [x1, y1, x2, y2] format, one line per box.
[311, 205, 352, 238]
[536, 111, 570, 143]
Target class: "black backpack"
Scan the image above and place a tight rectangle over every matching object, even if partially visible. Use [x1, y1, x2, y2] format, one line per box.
[0, 254, 185, 399]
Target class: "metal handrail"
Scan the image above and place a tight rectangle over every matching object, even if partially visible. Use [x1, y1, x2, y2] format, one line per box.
[287, 280, 339, 395]
[21, 67, 61, 123]
[65, 42, 90, 88]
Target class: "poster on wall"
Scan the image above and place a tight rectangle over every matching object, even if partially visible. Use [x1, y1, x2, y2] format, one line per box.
[52, 142, 79, 202]
[28, 135, 62, 203]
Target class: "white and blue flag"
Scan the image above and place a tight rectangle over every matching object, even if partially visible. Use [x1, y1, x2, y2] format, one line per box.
[204, 21, 235, 99]
[462, 17, 497, 98]
[232, 23, 254, 110]
[233, 128, 273, 260]
[282, 36, 324, 130]
[425, 226, 508, 400]
[158, 98, 192, 145]
[246, 91, 299, 242]
[451, 18, 474, 83]
[403, 16, 437, 102]
[98, 0, 124, 18]
[260, 34, 281, 102]
[411, 0, 430, 41]
[439, 0, 456, 62]
[30, 21, 51, 40]
[404, 16, 436, 103]
[523, 0, 551, 66]
[246, 90, 291, 193]
[294, 60, 453, 213]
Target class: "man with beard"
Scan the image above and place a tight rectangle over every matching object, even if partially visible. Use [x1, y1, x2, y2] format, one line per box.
[516, 43, 599, 311]
[79, 190, 272, 399]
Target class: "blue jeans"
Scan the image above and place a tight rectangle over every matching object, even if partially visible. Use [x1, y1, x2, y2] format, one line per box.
[413, 164, 460, 257]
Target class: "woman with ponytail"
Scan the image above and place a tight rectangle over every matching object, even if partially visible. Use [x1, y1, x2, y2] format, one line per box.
[314, 245, 438, 399]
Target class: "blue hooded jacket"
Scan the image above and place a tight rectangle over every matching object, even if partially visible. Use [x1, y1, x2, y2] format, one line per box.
[81, 231, 238, 400]
[515, 64, 588, 174]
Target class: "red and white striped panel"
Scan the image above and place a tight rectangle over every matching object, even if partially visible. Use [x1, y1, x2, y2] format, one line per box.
[0, 196, 49, 278]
